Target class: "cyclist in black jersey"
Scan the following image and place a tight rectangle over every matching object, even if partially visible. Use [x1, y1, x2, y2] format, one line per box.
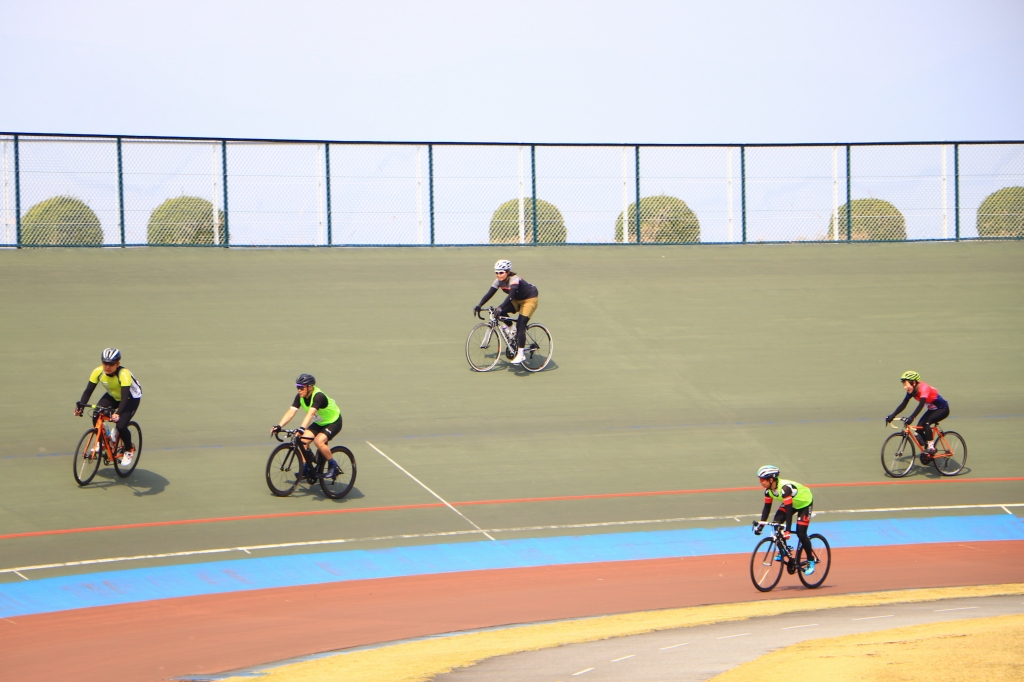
[271, 374, 342, 478]
[473, 259, 539, 366]
[74, 348, 142, 467]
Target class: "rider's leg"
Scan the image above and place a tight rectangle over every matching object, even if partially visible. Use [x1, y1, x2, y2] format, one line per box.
[113, 397, 140, 451]
[313, 431, 332, 460]
[515, 298, 538, 347]
[795, 507, 813, 561]
[515, 314, 530, 347]
[918, 406, 948, 452]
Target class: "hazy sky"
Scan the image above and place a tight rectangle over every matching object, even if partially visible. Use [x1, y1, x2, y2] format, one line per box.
[2, 0, 1022, 143]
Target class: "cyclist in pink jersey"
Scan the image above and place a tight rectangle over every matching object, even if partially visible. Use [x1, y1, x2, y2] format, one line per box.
[886, 370, 950, 459]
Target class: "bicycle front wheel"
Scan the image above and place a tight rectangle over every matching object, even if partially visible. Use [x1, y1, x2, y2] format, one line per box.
[466, 323, 502, 372]
[881, 433, 915, 477]
[320, 446, 357, 499]
[520, 324, 553, 372]
[266, 444, 301, 497]
[750, 537, 783, 592]
[796, 533, 831, 588]
[933, 431, 967, 476]
[73, 428, 102, 486]
[113, 422, 143, 478]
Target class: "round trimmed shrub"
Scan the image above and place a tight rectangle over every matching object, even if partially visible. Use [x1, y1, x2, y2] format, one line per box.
[148, 196, 223, 245]
[490, 199, 566, 244]
[615, 195, 700, 243]
[827, 198, 906, 241]
[977, 186, 1024, 238]
[20, 196, 103, 245]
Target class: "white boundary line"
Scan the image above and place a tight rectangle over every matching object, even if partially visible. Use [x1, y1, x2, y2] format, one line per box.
[2, 502, 1021, 577]
[365, 440, 495, 541]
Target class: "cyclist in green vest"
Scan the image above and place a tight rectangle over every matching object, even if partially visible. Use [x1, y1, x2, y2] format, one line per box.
[753, 465, 818, 576]
[271, 374, 342, 478]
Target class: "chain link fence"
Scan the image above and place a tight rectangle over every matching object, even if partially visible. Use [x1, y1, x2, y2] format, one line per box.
[2, 134, 1022, 247]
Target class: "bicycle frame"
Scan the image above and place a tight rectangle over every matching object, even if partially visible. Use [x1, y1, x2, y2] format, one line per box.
[88, 408, 121, 464]
[893, 419, 955, 462]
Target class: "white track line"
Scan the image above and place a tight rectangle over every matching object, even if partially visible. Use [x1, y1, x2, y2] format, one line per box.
[660, 643, 689, 650]
[853, 615, 894, 621]
[717, 633, 750, 639]
[3, 502, 1021, 576]
[365, 441, 495, 541]
[611, 655, 635, 662]
[782, 624, 818, 630]
[934, 606, 978, 612]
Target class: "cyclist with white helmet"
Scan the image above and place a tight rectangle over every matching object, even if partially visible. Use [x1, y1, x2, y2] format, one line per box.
[753, 465, 818, 575]
[74, 348, 143, 467]
[271, 374, 342, 479]
[473, 259, 539, 366]
[886, 371, 950, 460]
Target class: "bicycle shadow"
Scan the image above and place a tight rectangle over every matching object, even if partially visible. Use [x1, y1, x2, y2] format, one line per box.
[898, 464, 973, 480]
[88, 467, 170, 496]
[288, 485, 366, 502]
[505, 359, 560, 375]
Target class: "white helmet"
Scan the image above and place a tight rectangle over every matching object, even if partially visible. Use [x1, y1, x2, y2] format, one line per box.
[494, 259, 512, 272]
[757, 465, 780, 480]
[101, 348, 121, 363]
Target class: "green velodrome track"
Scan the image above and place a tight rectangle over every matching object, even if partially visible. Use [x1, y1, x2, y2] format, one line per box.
[0, 243, 1021, 583]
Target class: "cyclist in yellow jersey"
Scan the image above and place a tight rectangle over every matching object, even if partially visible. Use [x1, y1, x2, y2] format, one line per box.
[271, 374, 342, 478]
[753, 465, 818, 575]
[74, 348, 142, 467]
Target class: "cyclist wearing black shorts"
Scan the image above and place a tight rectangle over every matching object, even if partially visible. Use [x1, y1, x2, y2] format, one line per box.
[886, 370, 950, 459]
[74, 348, 142, 467]
[753, 465, 817, 576]
[473, 259, 539, 366]
[271, 374, 342, 477]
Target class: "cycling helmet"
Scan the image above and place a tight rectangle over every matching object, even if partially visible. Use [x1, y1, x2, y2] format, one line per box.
[494, 259, 512, 272]
[900, 370, 921, 383]
[101, 348, 121, 363]
[757, 465, 780, 480]
[295, 373, 316, 387]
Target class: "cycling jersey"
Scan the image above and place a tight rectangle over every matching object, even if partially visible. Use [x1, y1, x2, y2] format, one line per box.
[913, 382, 948, 411]
[293, 387, 341, 426]
[765, 479, 813, 510]
[491, 274, 538, 300]
[87, 366, 143, 402]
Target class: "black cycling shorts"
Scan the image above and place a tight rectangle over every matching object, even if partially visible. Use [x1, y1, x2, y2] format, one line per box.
[307, 417, 342, 441]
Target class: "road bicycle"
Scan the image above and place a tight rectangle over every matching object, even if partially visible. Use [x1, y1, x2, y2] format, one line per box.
[466, 306, 553, 372]
[266, 428, 356, 499]
[749, 521, 831, 592]
[881, 417, 967, 478]
[72, 404, 142, 485]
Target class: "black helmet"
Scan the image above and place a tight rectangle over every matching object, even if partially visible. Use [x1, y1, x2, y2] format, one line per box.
[295, 374, 316, 387]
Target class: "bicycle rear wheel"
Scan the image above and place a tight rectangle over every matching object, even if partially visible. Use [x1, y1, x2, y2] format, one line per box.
[520, 324, 553, 372]
[266, 444, 301, 497]
[73, 428, 102, 486]
[319, 446, 357, 499]
[932, 431, 967, 476]
[113, 422, 143, 478]
[881, 433, 915, 477]
[750, 537, 783, 592]
[796, 533, 831, 588]
[466, 323, 502, 372]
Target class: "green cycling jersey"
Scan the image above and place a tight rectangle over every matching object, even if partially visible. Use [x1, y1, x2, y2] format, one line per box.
[765, 478, 813, 509]
[299, 387, 341, 426]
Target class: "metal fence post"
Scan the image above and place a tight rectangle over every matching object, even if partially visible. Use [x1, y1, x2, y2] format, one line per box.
[954, 143, 960, 242]
[117, 137, 125, 247]
[221, 140, 229, 247]
[324, 144, 332, 246]
[531, 145, 538, 245]
[428, 144, 435, 246]
[14, 134, 21, 248]
[845, 145, 852, 242]
[634, 146, 641, 244]
[740, 146, 747, 243]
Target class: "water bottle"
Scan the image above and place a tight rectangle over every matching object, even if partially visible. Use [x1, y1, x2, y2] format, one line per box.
[107, 423, 118, 444]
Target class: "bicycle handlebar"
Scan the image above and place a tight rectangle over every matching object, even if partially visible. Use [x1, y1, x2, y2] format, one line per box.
[890, 417, 911, 429]
[273, 428, 312, 442]
[476, 306, 495, 321]
[78, 404, 114, 416]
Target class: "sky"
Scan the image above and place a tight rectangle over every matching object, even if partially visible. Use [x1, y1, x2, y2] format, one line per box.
[1, 0, 1023, 144]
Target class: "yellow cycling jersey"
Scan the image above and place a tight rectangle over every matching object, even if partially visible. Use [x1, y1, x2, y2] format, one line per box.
[89, 366, 143, 401]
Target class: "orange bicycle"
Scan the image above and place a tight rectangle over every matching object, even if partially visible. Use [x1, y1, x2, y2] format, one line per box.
[72, 404, 143, 485]
[881, 417, 966, 477]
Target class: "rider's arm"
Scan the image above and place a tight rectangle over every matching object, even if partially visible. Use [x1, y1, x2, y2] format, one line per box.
[778, 484, 797, 530]
[477, 286, 499, 309]
[79, 381, 97, 407]
[278, 400, 300, 428]
[759, 498, 773, 524]
[506, 278, 521, 300]
[114, 369, 136, 417]
[298, 392, 328, 429]
[889, 393, 912, 419]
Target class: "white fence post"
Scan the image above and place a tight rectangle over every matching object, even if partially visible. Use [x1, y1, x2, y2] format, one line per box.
[2, 139, 10, 246]
[727, 148, 734, 242]
[832, 146, 840, 242]
[211, 144, 221, 245]
[941, 145, 948, 240]
[518, 146, 525, 244]
[416, 146, 424, 245]
[622, 146, 630, 242]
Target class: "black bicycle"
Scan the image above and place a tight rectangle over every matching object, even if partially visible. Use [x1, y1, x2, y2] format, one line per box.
[465, 306, 553, 372]
[266, 429, 356, 499]
[749, 521, 831, 592]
